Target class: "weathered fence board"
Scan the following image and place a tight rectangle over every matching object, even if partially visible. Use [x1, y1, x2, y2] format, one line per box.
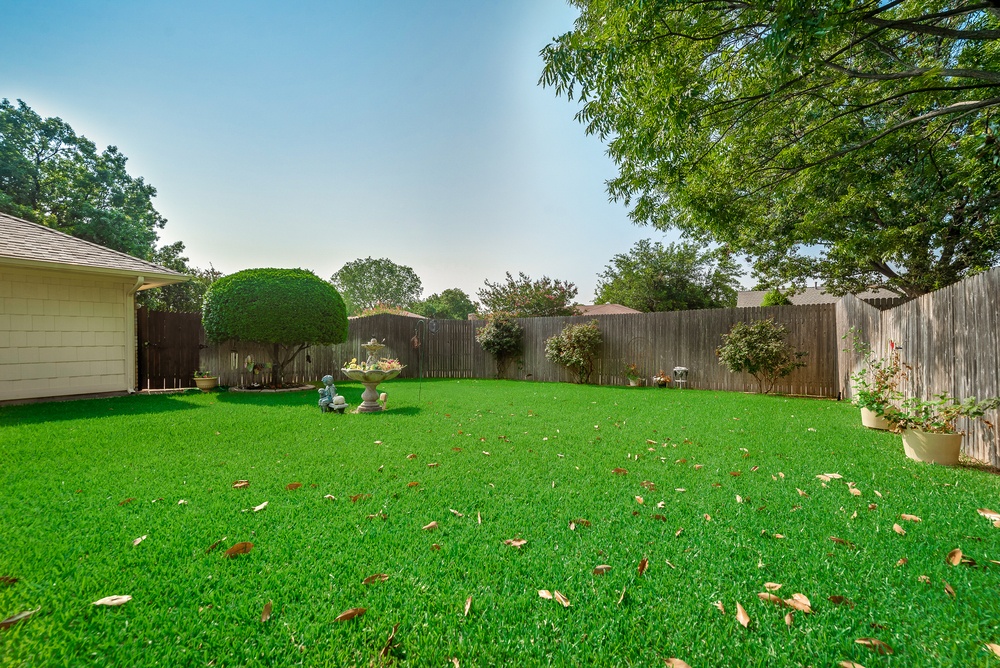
[201, 305, 840, 397]
[837, 267, 1000, 466]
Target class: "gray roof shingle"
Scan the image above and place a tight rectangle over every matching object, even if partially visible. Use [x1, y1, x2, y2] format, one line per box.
[0, 211, 187, 285]
[736, 286, 900, 307]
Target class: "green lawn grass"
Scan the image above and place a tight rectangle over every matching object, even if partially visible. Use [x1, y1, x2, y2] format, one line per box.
[1, 380, 999, 666]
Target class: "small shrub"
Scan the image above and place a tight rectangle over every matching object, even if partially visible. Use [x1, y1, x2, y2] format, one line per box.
[545, 320, 603, 384]
[476, 313, 523, 378]
[716, 319, 806, 394]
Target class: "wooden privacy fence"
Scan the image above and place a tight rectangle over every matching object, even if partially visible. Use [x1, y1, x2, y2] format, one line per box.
[837, 267, 1000, 466]
[200, 305, 841, 397]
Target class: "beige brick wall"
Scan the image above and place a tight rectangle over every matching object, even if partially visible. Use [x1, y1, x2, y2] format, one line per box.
[0, 265, 135, 401]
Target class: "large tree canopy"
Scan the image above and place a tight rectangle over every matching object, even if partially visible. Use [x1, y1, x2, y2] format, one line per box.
[596, 239, 742, 311]
[331, 257, 423, 315]
[411, 288, 479, 320]
[478, 272, 579, 317]
[542, 1, 1000, 297]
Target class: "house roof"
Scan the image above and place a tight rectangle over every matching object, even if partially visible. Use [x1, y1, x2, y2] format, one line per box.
[0, 212, 187, 288]
[576, 303, 643, 316]
[736, 286, 900, 307]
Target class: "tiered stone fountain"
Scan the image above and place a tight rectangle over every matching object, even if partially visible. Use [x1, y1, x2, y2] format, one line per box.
[341, 338, 403, 412]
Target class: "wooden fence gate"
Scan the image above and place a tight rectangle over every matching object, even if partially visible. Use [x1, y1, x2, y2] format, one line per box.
[137, 308, 203, 390]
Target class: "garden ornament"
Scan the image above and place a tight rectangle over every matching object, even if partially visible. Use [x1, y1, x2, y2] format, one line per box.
[318, 375, 347, 413]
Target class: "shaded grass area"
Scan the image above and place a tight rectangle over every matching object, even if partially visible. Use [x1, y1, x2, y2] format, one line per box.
[1, 379, 999, 666]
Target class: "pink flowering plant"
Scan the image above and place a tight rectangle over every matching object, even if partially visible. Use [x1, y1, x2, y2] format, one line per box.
[844, 330, 906, 417]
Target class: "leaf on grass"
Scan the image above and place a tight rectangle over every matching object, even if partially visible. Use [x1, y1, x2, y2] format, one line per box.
[896, 558, 908, 566]
[650, 514, 667, 522]
[758, 592, 786, 606]
[893, 524, 906, 536]
[828, 595, 855, 608]
[816, 475, 831, 482]
[730, 471, 741, 477]
[946, 548, 963, 566]
[350, 493, 371, 503]
[638, 557, 648, 576]
[850, 488, 862, 497]
[363, 574, 389, 585]
[694, 464, 704, 470]
[428, 463, 439, 468]
[482, 451, 491, 456]
[178, 499, 189, 505]
[784, 596, 813, 614]
[232, 480, 250, 489]
[635, 496, 644, 505]
[943, 580, 956, 598]
[286, 482, 302, 491]
[918, 575, 930, 583]
[423, 521, 438, 531]
[617, 586, 626, 605]
[750, 465, 759, 472]
[132, 535, 147, 546]
[334, 607, 366, 622]
[504, 538, 527, 548]
[675, 528, 684, 537]
[93, 595, 131, 606]
[900, 514, 921, 522]
[574, 518, 591, 527]
[830, 536, 856, 548]
[675, 488, 686, 493]
[665, 660, 693, 668]
[773, 534, 786, 539]
[641, 480, 657, 491]
[205, 538, 226, 554]
[784, 611, 794, 627]
[735, 602, 751, 628]
[985, 643, 1000, 657]
[736, 495, 744, 504]
[977, 508, 1000, 521]
[324, 494, 336, 500]
[704, 514, 712, 521]
[380, 623, 400, 659]
[223, 542, 253, 558]
[406, 453, 417, 459]
[118, 498, 135, 506]
[868, 503, 878, 510]
[764, 582, 782, 591]
[431, 543, 441, 551]
[538, 589, 553, 599]
[0, 576, 18, 586]
[838, 662, 865, 668]
[796, 488, 809, 498]
[553, 590, 570, 608]
[712, 600, 726, 614]
[260, 600, 272, 622]
[478, 512, 482, 525]
[464, 596, 472, 616]
[367, 512, 387, 520]
[449, 509, 464, 517]
[593, 565, 611, 575]
[855, 638, 893, 655]
[657, 501, 667, 508]
[0, 608, 39, 630]
[252, 501, 268, 512]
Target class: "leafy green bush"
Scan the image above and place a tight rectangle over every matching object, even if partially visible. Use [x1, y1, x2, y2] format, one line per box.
[716, 319, 806, 394]
[545, 320, 603, 384]
[475, 313, 523, 378]
[203, 268, 348, 385]
[760, 288, 793, 306]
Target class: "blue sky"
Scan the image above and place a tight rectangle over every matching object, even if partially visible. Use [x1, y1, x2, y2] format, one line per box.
[0, 0, 683, 302]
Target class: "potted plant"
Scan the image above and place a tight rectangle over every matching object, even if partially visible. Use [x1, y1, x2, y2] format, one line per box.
[652, 369, 671, 388]
[193, 370, 218, 392]
[884, 394, 1000, 465]
[623, 362, 642, 387]
[845, 333, 906, 430]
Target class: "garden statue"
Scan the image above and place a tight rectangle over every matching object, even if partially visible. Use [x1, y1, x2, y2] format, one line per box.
[318, 375, 347, 413]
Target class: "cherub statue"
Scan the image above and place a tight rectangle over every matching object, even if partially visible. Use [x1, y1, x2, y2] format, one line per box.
[318, 375, 337, 411]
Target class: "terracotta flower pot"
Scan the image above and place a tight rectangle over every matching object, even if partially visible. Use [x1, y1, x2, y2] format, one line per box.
[194, 376, 218, 392]
[860, 408, 890, 430]
[901, 429, 963, 466]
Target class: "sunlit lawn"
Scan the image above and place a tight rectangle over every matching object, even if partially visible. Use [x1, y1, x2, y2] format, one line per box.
[1, 379, 999, 666]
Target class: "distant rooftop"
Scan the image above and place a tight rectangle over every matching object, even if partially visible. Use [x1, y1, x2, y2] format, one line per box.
[736, 286, 902, 307]
[0, 211, 186, 288]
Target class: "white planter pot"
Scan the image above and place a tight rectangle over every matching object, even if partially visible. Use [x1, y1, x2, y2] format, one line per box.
[901, 429, 963, 466]
[860, 408, 890, 430]
[628, 379, 639, 387]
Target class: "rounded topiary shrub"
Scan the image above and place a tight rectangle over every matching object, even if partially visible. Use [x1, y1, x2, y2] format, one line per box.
[203, 268, 348, 384]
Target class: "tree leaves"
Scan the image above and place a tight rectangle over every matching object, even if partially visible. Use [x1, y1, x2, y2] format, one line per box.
[893, 524, 906, 536]
[855, 638, 893, 655]
[464, 596, 472, 617]
[899, 514, 922, 522]
[946, 548, 963, 566]
[422, 521, 438, 531]
[0, 608, 39, 630]
[593, 565, 612, 575]
[735, 602, 751, 628]
[132, 535, 147, 546]
[978, 508, 1000, 521]
[504, 539, 527, 548]
[232, 480, 250, 489]
[92, 595, 131, 607]
[638, 557, 648, 576]
[363, 574, 389, 585]
[286, 482, 302, 490]
[223, 542, 254, 558]
[334, 608, 366, 622]
[260, 601, 272, 623]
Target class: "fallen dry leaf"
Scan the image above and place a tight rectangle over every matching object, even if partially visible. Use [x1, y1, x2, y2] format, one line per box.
[893, 524, 906, 536]
[252, 501, 268, 512]
[350, 493, 371, 503]
[286, 482, 302, 490]
[0, 608, 39, 630]
[574, 518, 591, 527]
[380, 623, 400, 659]
[730, 471, 741, 477]
[363, 574, 389, 585]
[553, 591, 571, 608]
[538, 589, 553, 599]
[232, 480, 250, 489]
[830, 536, 856, 548]
[838, 662, 865, 668]
[943, 580, 956, 598]
[704, 514, 712, 521]
[132, 535, 147, 546]
[427, 463, 439, 468]
[334, 607, 366, 622]
[977, 508, 1000, 521]
[324, 494, 336, 499]
[223, 542, 253, 558]
[946, 548, 963, 566]
[816, 474, 831, 482]
[674, 488, 686, 493]
[828, 595, 856, 608]
[641, 480, 657, 491]
[260, 600, 272, 623]
[736, 602, 751, 628]
[464, 596, 472, 616]
[635, 496, 644, 505]
[736, 495, 744, 504]
[773, 534, 786, 539]
[896, 558, 908, 566]
[593, 565, 612, 575]
[784, 611, 794, 627]
[0, 576, 18, 586]
[868, 503, 878, 510]
[784, 596, 813, 614]
[617, 586, 626, 605]
[178, 499, 188, 505]
[664, 659, 693, 668]
[796, 488, 809, 498]
[850, 488, 862, 497]
[449, 509, 464, 517]
[478, 512, 482, 524]
[423, 521, 438, 531]
[900, 514, 921, 522]
[675, 528, 684, 537]
[482, 451, 491, 456]
[205, 538, 225, 554]
[118, 498, 135, 506]
[984, 643, 1000, 657]
[713, 600, 725, 614]
[918, 574, 930, 583]
[92, 595, 131, 607]
[638, 557, 648, 576]
[758, 592, 786, 607]
[855, 638, 893, 655]
[431, 544, 441, 551]
[764, 582, 782, 592]
[504, 538, 527, 548]
[407, 454, 417, 459]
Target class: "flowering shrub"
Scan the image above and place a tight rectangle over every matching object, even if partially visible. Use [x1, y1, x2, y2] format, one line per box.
[476, 313, 523, 378]
[844, 331, 907, 416]
[622, 362, 641, 381]
[477, 272, 578, 317]
[545, 320, 603, 384]
[716, 319, 806, 394]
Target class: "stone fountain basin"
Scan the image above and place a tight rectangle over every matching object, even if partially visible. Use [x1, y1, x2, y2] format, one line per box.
[341, 368, 402, 384]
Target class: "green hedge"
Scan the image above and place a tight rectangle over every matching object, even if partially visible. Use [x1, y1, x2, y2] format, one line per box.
[202, 268, 348, 346]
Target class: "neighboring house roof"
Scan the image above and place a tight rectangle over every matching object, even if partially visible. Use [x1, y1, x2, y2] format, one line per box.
[0, 212, 187, 288]
[736, 286, 900, 307]
[576, 303, 643, 316]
